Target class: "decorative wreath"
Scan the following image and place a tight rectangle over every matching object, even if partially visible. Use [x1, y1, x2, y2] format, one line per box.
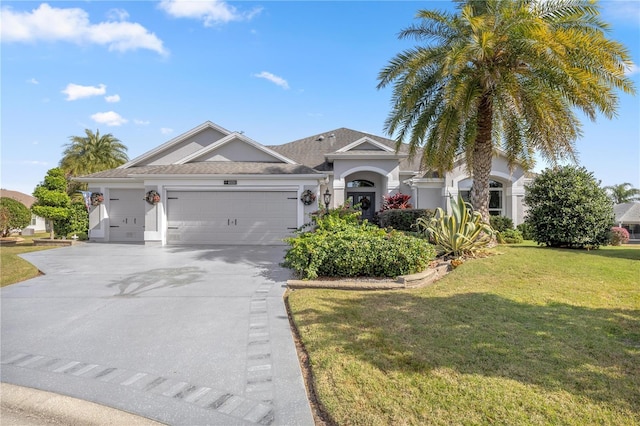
[300, 189, 317, 206]
[90, 192, 104, 206]
[359, 197, 371, 210]
[145, 190, 161, 205]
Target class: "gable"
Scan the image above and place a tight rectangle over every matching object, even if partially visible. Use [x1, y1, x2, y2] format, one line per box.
[123, 122, 231, 168]
[186, 137, 285, 163]
[336, 137, 394, 153]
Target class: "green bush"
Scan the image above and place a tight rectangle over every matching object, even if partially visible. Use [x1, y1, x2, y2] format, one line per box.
[489, 215, 514, 232]
[524, 166, 614, 249]
[377, 209, 434, 232]
[54, 200, 89, 239]
[498, 229, 524, 244]
[0, 197, 31, 237]
[516, 222, 534, 240]
[416, 195, 494, 258]
[283, 210, 436, 280]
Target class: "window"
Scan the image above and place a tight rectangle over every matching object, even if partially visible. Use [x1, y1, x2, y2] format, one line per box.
[459, 180, 503, 216]
[347, 179, 374, 188]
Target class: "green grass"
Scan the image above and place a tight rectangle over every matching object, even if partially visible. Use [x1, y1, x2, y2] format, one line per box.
[288, 242, 640, 425]
[1, 233, 54, 287]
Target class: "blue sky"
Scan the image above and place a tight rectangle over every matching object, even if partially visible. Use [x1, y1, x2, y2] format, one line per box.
[2, 0, 639, 196]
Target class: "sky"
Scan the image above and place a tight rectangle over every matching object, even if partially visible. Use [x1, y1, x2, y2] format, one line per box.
[2, 0, 639, 196]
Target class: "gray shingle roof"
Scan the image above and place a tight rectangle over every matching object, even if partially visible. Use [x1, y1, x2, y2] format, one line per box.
[267, 127, 422, 172]
[614, 202, 640, 224]
[81, 162, 320, 179]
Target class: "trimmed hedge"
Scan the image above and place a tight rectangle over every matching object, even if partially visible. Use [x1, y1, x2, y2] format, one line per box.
[377, 209, 434, 232]
[283, 210, 436, 280]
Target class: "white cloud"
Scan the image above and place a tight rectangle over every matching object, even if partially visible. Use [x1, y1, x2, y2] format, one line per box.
[107, 8, 130, 21]
[1, 3, 167, 55]
[91, 111, 128, 126]
[159, 0, 261, 26]
[27, 78, 39, 84]
[105, 94, 120, 103]
[62, 83, 106, 101]
[254, 71, 289, 89]
[134, 119, 150, 125]
[160, 127, 173, 135]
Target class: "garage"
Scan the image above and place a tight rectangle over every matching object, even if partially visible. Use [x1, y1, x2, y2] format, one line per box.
[107, 189, 145, 242]
[166, 190, 298, 245]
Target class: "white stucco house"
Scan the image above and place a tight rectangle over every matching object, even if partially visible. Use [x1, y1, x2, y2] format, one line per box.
[79, 121, 530, 245]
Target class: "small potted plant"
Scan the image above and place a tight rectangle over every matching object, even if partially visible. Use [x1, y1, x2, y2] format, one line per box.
[90, 192, 104, 206]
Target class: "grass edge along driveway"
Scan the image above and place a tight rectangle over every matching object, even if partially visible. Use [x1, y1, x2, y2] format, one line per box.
[288, 243, 640, 426]
[1, 235, 55, 287]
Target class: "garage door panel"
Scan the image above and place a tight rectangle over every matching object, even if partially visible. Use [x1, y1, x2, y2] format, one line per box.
[167, 191, 297, 245]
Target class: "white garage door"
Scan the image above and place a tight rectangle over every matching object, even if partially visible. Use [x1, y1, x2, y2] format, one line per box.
[108, 189, 145, 242]
[166, 191, 298, 245]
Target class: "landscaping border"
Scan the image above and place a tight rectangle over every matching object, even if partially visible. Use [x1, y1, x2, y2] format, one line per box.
[287, 261, 450, 290]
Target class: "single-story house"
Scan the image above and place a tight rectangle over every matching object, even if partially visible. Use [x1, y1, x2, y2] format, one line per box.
[79, 121, 530, 245]
[0, 189, 48, 235]
[614, 202, 640, 240]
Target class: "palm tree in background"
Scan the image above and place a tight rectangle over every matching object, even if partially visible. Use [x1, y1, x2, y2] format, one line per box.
[377, 0, 635, 222]
[604, 183, 640, 204]
[60, 129, 128, 176]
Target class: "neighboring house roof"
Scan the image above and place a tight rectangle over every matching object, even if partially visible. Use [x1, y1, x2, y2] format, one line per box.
[0, 189, 35, 208]
[614, 202, 640, 224]
[267, 127, 422, 172]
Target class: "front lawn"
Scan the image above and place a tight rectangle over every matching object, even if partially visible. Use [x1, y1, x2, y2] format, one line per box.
[288, 242, 640, 425]
[1, 234, 54, 287]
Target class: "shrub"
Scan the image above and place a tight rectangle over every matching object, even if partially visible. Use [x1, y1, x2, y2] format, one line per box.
[516, 222, 534, 240]
[609, 227, 630, 246]
[498, 229, 524, 244]
[416, 195, 494, 258]
[381, 193, 412, 210]
[489, 215, 514, 232]
[377, 209, 434, 232]
[0, 197, 31, 237]
[32, 168, 71, 239]
[283, 211, 436, 280]
[54, 200, 89, 239]
[524, 166, 614, 249]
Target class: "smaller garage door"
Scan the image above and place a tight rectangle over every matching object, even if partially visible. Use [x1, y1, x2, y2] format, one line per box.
[166, 191, 298, 245]
[108, 189, 145, 242]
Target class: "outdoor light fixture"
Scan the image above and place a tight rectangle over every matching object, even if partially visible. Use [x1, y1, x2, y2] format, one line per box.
[323, 189, 332, 211]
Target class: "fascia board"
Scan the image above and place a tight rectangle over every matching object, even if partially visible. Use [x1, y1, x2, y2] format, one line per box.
[325, 153, 408, 161]
[130, 173, 327, 180]
[335, 137, 395, 153]
[119, 121, 232, 168]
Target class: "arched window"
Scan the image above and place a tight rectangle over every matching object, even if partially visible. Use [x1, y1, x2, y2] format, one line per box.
[459, 179, 504, 216]
[347, 179, 374, 188]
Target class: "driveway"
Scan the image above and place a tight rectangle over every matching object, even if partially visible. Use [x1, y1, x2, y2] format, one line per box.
[1, 243, 314, 425]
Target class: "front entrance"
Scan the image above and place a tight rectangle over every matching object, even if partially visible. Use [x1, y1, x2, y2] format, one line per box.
[347, 192, 375, 222]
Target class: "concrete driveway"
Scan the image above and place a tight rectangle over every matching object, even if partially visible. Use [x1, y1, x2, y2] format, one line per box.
[1, 243, 314, 425]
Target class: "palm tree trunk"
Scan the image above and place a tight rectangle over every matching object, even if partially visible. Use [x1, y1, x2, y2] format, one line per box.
[470, 95, 493, 224]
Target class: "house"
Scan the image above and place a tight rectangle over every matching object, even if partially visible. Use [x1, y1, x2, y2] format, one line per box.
[79, 121, 529, 245]
[614, 202, 640, 240]
[0, 189, 48, 235]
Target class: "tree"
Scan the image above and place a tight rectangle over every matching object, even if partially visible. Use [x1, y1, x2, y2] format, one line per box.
[0, 197, 31, 237]
[524, 166, 613, 249]
[377, 0, 635, 223]
[603, 182, 640, 204]
[54, 200, 89, 240]
[59, 129, 128, 177]
[32, 168, 71, 239]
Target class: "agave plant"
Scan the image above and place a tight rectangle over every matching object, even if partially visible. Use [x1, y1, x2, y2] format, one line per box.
[416, 195, 494, 258]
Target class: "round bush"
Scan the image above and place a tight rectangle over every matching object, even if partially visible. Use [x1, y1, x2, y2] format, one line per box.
[0, 197, 31, 237]
[609, 227, 630, 246]
[524, 166, 614, 249]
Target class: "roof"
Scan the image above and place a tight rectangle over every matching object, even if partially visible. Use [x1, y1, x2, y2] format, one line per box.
[0, 189, 35, 208]
[267, 127, 422, 172]
[81, 162, 321, 179]
[614, 202, 640, 224]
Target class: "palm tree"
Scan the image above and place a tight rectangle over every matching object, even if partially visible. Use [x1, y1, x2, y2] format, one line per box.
[604, 183, 640, 204]
[377, 0, 635, 222]
[60, 129, 128, 177]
